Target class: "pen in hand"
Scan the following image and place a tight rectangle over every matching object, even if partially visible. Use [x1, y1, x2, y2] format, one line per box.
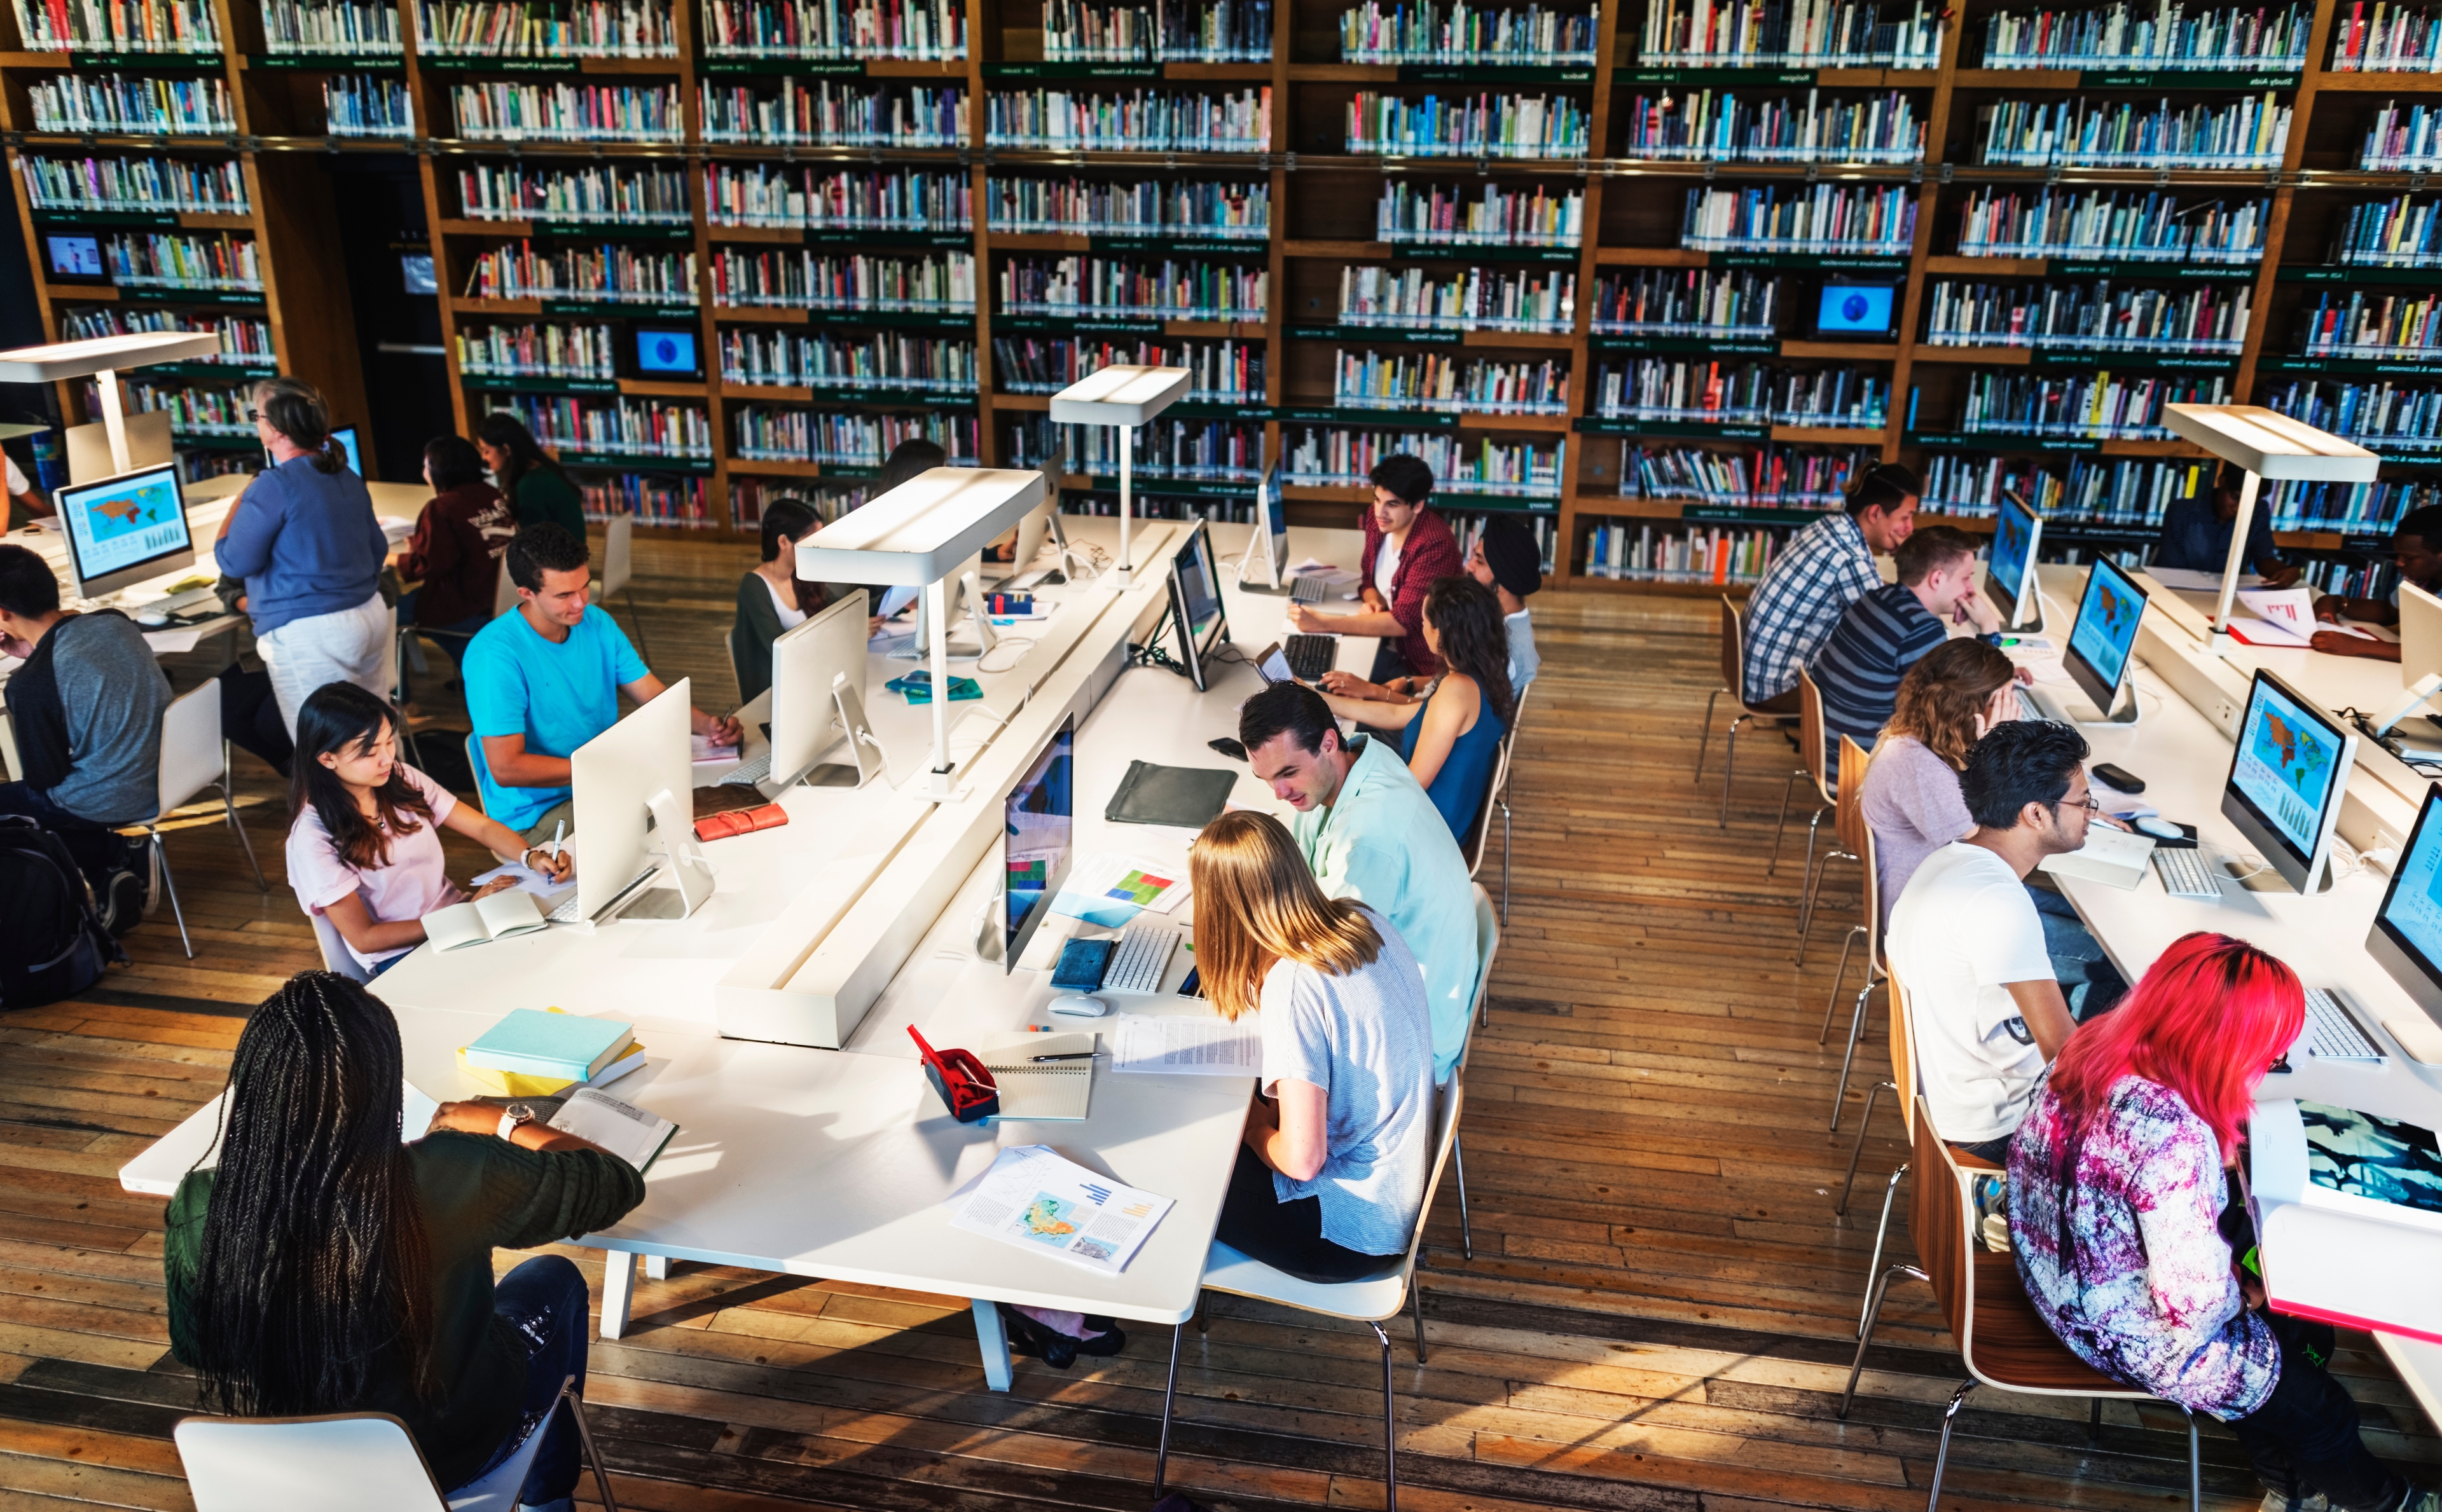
[548, 820, 564, 862]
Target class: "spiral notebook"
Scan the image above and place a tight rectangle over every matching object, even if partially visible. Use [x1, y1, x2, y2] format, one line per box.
[976, 1031, 1096, 1122]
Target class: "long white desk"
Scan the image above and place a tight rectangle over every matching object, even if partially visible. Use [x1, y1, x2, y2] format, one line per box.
[121, 512, 1381, 1391]
[2025, 563, 2442, 1412]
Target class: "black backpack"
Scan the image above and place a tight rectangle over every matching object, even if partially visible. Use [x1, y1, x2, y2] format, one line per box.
[0, 814, 123, 1010]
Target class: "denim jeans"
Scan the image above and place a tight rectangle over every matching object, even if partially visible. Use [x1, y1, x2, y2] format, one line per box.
[2232, 1314, 2408, 1512]
[2024, 876, 2129, 1021]
[451, 1254, 593, 1506]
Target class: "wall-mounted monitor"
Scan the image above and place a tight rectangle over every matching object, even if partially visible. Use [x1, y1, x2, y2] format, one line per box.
[1811, 278, 1898, 338]
[632, 326, 702, 381]
[43, 233, 111, 284]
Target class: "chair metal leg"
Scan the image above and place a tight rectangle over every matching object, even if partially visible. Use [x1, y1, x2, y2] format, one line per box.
[1370, 1320, 1398, 1512]
[1411, 1281, 1426, 1363]
[1694, 687, 1723, 785]
[1828, 976, 1875, 1131]
[1153, 1321, 1185, 1497]
[1816, 925, 1862, 1045]
[219, 774, 266, 892]
[2186, 1410, 2201, 1512]
[1921, 1382, 1976, 1512]
[560, 1381, 622, 1512]
[1452, 1133, 1472, 1262]
[1835, 1083, 1895, 1214]
[1840, 1261, 1929, 1417]
[2090, 1396, 2103, 1444]
[153, 833, 193, 959]
[1498, 796, 1512, 928]
[1793, 807, 1829, 944]
[1854, 1163, 1907, 1338]
[1767, 766, 1807, 876]
[1718, 715, 1746, 827]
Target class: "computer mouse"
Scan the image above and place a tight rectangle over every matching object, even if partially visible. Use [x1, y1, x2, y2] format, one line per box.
[1048, 994, 1110, 1018]
[133, 609, 168, 628]
[2132, 816, 2183, 841]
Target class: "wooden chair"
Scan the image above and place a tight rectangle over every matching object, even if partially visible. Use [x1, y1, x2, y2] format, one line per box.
[1462, 682, 1528, 925]
[1837, 961, 1919, 1337]
[1769, 665, 1836, 881]
[175, 1373, 621, 1512]
[1154, 1075, 1467, 1512]
[1693, 596, 1790, 828]
[1842, 1100, 2202, 1512]
[1794, 684, 1864, 961]
[1819, 736, 1881, 1131]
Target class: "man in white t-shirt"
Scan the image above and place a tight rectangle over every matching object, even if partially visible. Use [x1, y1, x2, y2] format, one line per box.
[5, 453, 50, 531]
[1886, 719, 2100, 1162]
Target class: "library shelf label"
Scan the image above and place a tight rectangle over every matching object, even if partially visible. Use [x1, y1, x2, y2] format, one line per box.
[1682, 504, 1832, 525]
[1279, 405, 1463, 429]
[1431, 491, 1559, 512]
[984, 62, 1159, 79]
[1618, 66, 1818, 85]
[2282, 267, 2442, 286]
[1716, 252, 1907, 272]
[541, 301, 699, 320]
[797, 230, 976, 249]
[696, 58, 869, 75]
[559, 452, 715, 472]
[1589, 334, 1779, 355]
[1907, 430, 2104, 453]
[1576, 418, 1769, 440]
[516, 222, 697, 242]
[1397, 65, 1594, 83]
[2050, 259, 2260, 281]
[247, 52, 402, 69]
[32, 209, 185, 228]
[1290, 324, 1463, 346]
[2261, 356, 2442, 376]
[2080, 69, 2299, 89]
[462, 375, 623, 394]
[1363, 243, 1580, 265]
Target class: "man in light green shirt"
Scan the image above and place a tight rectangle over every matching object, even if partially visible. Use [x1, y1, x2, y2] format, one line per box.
[1239, 682, 1480, 1082]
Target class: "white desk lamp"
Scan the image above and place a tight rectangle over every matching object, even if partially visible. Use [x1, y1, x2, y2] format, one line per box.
[0, 333, 224, 474]
[1048, 364, 1190, 591]
[2161, 403, 2382, 656]
[794, 466, 1047, 802]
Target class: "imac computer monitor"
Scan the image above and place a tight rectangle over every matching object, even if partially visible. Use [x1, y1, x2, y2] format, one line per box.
[1989, 493, 2044, 631]
[64, 409, 174, 486]
[768, 589, 871, 788]
[2367, 787, 2442, 1024]
[329, 425, 361, 475]
[2064, 555, 2149, 717]
[1168, 519, 1228, 691]
[55, 464, 193, 600]
[1003, 715, 1075, 972]
[2221, 668, 2356, 895]
[1240, 460, 1287, 589]
[2375, 579, 2442, 739]
[568, 678, 708, 924]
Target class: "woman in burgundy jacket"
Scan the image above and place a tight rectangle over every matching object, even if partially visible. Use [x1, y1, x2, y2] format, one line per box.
[396, 436, 516, 638]
[1288, 453, 1462, 683]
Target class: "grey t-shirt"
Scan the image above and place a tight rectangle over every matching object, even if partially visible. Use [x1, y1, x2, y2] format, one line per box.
[1859, 735, 1973, 933]
[1259, 907, 1438, 1258]
[41, 612, 172, 824]
[1505, 608, 1538, 691]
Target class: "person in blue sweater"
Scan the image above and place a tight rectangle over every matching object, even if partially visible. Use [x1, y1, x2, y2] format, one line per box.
[214, 376, 393, 738]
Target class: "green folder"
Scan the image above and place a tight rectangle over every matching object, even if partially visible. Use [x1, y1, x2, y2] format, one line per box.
[1104, 760, 1237, 828]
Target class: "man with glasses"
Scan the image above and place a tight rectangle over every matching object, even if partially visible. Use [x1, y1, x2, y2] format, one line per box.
[1886, 720, 2125, 1168]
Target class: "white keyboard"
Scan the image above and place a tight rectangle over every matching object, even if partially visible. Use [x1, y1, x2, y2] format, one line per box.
[1101, 920, 1180, 994]
[2151, 847, 2223, 900]
[2301, 987, 2386, 1062]
[2018, 686, 2074, 727]
[721, 752, 772, 788]
[139, 584, 223, 619]
[1290, 575, 1336, 604]
[547, 891, 584, 923]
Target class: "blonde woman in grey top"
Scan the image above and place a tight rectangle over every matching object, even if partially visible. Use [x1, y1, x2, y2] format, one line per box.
[1859, 638, 2020, 931]
[1194, 808, 1437, 1283]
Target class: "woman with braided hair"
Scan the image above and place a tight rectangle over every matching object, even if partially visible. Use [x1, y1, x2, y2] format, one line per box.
[164, 972, 644, 1509]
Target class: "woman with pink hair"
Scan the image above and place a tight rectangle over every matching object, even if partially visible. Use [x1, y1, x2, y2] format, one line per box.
[2010, 932, 2432, 1512]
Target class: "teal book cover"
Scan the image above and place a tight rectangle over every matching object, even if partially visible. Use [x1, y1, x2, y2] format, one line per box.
[464, 1009, 633, 1080]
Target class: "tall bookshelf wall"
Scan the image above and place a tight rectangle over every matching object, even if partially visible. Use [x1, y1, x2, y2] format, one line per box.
[5, 0, 2439, 588]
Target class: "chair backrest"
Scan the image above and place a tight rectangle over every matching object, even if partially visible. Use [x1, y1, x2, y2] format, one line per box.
[156, 681, 225, 819]
[1402, 1072, 1467, 1280]
[1464, 724, 1515, 876]
[309, 909, 375, 984]
[1718, 595, 1744, 695]
[1908, 1096, 1975, 1354]
[602, 511, 634, 599]
[492, 555, 518, 617]
[1886, 962, 1918, 1146]
[176, 1413, 448, 1512]
[1862, 821, 1885, 967]
[1798, 669, 1832, 801]
[1458, 883, 1500, 1071]
[463, 734, 487, 815]
[1835, 734, 1871, 858]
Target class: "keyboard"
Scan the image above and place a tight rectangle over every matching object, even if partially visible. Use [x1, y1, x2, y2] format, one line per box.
[2302, 987, 2386, 1062]
[1284, 633, 1337, 680]
[721, 751, 773, 788]
[1100, 920, 1179, 994]
[1290, 575, 1337, 604]
[2151, 847, 2224, 900]
[2018, 685, 2074, 727]
[140, 583, 223, 619]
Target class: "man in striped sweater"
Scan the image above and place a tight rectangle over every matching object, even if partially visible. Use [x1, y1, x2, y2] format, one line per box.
[1812, 525, 2020, 776]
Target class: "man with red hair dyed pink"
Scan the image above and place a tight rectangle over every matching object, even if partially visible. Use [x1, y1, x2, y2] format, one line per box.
[2010, 933, 2432, 1512]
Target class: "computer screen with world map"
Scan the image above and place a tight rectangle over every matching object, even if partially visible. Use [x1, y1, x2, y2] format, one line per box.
[2064, 555, 2147, 713]
[57, 463, 193, 600]
[2223, 668, 2353, 891]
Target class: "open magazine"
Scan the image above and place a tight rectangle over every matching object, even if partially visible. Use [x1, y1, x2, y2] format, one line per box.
[946, 1144, 1173, 1275]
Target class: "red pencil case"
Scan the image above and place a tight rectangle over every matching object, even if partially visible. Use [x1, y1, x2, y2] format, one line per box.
[909, 1026, 998, 1123]
[694, 803, 788, 842]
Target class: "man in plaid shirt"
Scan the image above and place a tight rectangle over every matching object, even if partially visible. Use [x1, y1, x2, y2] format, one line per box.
[1741, 464, 1922, 710]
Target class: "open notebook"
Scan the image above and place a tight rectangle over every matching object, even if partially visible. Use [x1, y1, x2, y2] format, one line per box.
[424, 889, 548, 950]
[976, 1031, 1096, 1122]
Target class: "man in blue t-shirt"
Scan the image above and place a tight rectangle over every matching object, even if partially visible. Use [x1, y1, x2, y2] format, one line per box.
[463, 523, 742, 841]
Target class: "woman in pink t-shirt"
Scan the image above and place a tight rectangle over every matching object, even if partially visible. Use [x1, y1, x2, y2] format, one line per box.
[285, 683, 572, 975]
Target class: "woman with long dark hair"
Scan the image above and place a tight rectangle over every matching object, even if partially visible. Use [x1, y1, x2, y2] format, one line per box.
[2011, 934, 2432, 1512]
[167, 971, 644, 1509]
[477, 411, 585, 538]
[1318, 574, 1514, 839]
[729, 494, 825, 702]
[212, 376, 393, 737]
[1195, 809, 1436, 1284]
[284, 682, 570, 975]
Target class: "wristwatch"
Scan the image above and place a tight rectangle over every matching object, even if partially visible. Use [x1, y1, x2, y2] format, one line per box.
[495, 1102, 538, 1141]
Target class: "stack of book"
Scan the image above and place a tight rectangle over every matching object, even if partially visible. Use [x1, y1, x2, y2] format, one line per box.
[460, 1007, 645, 1097]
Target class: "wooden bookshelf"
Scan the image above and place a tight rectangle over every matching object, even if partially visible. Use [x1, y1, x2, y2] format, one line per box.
[3, 0, 2438, 579]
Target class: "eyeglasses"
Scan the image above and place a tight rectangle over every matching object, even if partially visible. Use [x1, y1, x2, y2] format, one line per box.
[244, 408, 264, 422]
[2051, 794, 2104, 814]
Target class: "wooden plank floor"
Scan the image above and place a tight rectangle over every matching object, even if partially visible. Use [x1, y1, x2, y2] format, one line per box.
[4, 540, 2434, 1511]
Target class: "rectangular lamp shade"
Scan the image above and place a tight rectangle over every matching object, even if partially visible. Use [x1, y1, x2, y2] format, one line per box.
[1047, 365, 1191, 427]
[0, 333, 224, 383]
[795, 467, 1046, 586]
[2163, 404, 2382, 483]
